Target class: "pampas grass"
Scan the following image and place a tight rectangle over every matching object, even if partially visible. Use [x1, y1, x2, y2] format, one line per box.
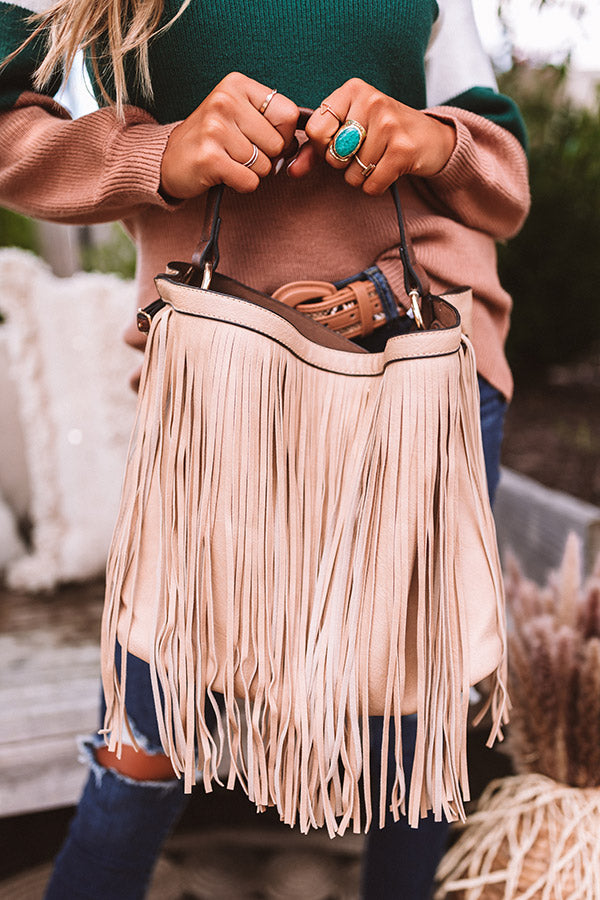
[506, 534, 600, 788]
[436, 535, 600, 898]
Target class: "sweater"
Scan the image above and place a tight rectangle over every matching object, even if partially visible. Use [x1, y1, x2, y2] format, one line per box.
[0, 0, 530, 399]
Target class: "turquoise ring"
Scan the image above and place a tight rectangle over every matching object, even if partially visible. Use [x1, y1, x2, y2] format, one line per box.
[328, 119, 367, 163]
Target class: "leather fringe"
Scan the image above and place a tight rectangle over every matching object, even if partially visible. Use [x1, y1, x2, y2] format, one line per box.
[101, 306, 507, 834]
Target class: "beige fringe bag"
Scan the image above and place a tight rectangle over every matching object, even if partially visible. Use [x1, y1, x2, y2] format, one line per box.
[101, 181, 508, 835]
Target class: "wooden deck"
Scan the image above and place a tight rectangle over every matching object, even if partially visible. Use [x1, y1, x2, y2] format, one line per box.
[0, 580, 103, 817]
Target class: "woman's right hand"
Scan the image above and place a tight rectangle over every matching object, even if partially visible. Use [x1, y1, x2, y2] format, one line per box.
[160, 72, 299, 199]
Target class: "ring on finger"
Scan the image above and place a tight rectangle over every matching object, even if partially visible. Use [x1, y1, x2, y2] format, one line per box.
[259, 88, 278, 115]
[243, 143, 260, 168]
[319, 102, 342, 124]
[328, 119, 367, 162]
[354, 154, 376, 178]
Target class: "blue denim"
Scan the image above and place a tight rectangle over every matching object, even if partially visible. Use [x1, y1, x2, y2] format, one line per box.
[45, 376, 506, 900]
[335, 265, 401, 323]
[44, 752, 188, 900]
[478, 374, 507, 507]
[360, 374, 506, 900]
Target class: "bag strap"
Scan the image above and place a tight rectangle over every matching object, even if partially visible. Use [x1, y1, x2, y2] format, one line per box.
[189, 112, 427, 327]
[191, 184, 224, 285]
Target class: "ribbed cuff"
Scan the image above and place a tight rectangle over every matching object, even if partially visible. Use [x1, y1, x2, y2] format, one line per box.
[103, 114, 182, 210]
[423, 110, 478, 194]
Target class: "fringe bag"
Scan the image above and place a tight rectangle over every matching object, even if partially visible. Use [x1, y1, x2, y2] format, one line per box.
[101, 179, 508, 835]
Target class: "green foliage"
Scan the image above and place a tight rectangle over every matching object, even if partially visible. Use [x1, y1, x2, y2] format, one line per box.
[0, 209, 135, 278]
[498, 65, 600, 376]
[0, 207, 38, 253]
[0, 209, 38, 320]
[79, 223, 136, 280]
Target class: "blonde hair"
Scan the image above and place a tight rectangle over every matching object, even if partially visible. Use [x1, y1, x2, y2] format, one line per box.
[11, 0, 192, 114]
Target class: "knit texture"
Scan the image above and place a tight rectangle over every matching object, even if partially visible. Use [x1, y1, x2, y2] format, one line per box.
[0, 0, 530, 399]
[142, 0, 437, 120]
[0, 0, 526, 139]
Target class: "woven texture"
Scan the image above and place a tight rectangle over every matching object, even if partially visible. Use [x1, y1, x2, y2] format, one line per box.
[435, 773, 600, 899]
[0, 827, 364, 900]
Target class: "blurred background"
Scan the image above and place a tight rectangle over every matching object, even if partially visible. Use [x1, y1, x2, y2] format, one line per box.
[0, 1, 599, 897]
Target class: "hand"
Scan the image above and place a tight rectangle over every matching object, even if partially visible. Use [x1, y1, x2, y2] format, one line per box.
[287, 78, 456, 195]
[160, 72, 299, 199]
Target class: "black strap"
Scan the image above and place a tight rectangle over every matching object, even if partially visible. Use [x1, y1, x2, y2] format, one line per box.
[190, 108, 426, 297]
[391, 182, 426, 298]
[192, 181, 425, 295]
[191, 183, 224, 273]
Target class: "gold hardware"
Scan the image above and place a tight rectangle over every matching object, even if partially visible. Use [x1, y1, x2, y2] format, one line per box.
[319, 102, 342, 124]
[259, 88, 278, 115]
[243, 143, 259, 169]
[201, 261, 213, 290]
[136, 308, 152, 334]
[409, 289, 425, 330]
[354, 154, 376, 178]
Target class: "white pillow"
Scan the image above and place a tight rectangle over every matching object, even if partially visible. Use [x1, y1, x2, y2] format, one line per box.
[0, 248, 139, 591]
[0, 490, 25, 570]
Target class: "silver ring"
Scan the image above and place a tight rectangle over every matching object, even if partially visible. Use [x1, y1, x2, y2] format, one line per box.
[259, 89, 278, 115]
[355, 154, 376, 178]
[243, 143, 259, 168]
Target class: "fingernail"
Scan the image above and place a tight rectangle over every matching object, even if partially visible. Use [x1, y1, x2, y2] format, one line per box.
[274, 156, 285, 175]
[285, 156, 298, 175]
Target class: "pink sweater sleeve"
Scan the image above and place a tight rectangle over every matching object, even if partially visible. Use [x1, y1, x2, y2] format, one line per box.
[420, 106, 530, 241]
[0, 92, 179, 224]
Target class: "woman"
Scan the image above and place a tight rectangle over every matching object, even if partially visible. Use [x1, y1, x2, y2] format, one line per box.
[0, 1, 530, 897]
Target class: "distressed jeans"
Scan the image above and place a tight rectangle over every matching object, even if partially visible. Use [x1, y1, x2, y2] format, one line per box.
[45, 375, 506, 900]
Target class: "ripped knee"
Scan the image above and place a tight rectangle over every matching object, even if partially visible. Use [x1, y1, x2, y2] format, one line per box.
[95, 743, 178, 782]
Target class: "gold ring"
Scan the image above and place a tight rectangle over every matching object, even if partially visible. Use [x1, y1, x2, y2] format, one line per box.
[259, 89, 278, 115]
[327, 119, 367, 162]
[319, 103, 342, 124]
[354, 154, 376, 178]
[243, 143, 259, 168]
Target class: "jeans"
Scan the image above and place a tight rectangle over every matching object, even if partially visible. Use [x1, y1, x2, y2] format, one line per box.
[361, 376, 506, 899]
[45, 375, 506, 900]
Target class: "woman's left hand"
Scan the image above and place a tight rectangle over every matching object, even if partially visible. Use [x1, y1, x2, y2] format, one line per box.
[287, 78, 456, 195]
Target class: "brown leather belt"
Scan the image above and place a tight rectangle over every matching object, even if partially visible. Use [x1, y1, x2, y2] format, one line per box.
[272, 278, 407, 340]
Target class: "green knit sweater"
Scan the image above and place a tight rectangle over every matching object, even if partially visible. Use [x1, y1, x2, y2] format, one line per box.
[0, 0, 531, 402]
[0, 0, 526, 147]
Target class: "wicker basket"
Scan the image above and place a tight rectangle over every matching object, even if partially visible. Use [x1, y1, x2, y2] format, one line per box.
[435, 774, 600, 899]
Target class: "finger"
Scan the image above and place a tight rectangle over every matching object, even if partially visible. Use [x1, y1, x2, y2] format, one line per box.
[260, 91, 301, 150]
[227, 129, 272, 178]
[233, 75, 299, 153]
[325, 114, 370, 173]
[305, 97, 347, 154]
[309, 99, 372, 173]
[355, 145, 403, 196]
[343, 130, 386, 189]
[235, 101, 288, 159]
[272, 136, 299, 175]
[305, 101, 346, 156]
[286, 141, 319, 178]
[216, 151, 261, 194]
[228, 71, 278, 111]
